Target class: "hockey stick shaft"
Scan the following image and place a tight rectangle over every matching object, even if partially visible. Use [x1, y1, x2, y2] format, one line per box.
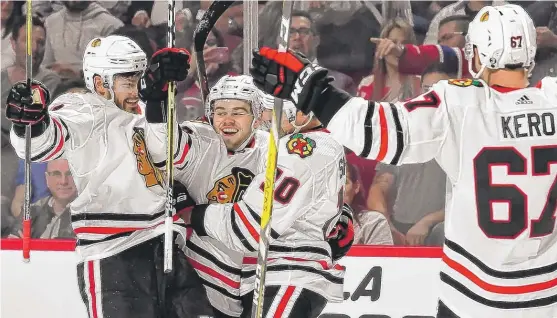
[22, 0, 33, 263]
[194, 0, 234, 109]
[251, 2, 293, 317]
[163, 0, 176, 274]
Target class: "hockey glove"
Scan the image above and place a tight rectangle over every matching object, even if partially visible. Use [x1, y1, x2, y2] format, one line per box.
[249, 47, 332, 115]
[327, 203, 355, 261]
[139, 47, 191, 103]
[5, 80, 51, 138]
[174, 181, 196, 216]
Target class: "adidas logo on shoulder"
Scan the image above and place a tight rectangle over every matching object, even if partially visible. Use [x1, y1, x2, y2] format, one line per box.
[515, 95, 533, 105]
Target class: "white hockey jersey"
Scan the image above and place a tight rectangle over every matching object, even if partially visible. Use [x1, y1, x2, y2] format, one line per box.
[10, 92, 184, 261]
[190, 129, 346, 303]
[325, 77, 557, 318]
[161, 121, 269, 316]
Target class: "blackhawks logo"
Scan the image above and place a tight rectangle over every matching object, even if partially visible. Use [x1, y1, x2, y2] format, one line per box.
[448, 79, 484, 88]
[132, 128, 165, 188]
[286, 133, 316, 158]
[206, 167, 255, 203]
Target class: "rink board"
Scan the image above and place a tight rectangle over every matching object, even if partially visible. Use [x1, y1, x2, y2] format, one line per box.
[1, 239, 442, 318]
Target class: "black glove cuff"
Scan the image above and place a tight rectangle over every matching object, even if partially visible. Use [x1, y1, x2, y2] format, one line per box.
[145, 100, 165, 123]
[191, 204, 209, 237]
[12, 115, 51, 138]
[312, 85, 352, 127]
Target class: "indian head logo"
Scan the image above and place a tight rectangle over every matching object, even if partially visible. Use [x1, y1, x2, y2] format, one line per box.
[286, 133, 316, 158]
[132, 128, 165, 187]
[206, 167, 255, 204]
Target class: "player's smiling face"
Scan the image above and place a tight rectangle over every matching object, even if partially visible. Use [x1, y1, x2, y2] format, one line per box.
[112, 72, 142, 114]
[212, 99, 258, 151]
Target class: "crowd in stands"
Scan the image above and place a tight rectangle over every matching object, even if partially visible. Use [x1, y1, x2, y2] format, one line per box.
[1, 0, 556, 247]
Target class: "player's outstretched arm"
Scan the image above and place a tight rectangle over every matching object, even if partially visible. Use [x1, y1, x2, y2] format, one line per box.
[7, 80, 75, 162]
[250, 47, 450, 165]
[187, 160, 315, 253]
[140, 47, 191, 165]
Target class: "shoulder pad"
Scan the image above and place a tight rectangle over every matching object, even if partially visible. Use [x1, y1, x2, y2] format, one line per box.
[447, 78, 484, 88]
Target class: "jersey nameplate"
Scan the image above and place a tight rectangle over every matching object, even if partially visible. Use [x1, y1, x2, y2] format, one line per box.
[286, 133, 316, 158]
[497, 110, 556, 141]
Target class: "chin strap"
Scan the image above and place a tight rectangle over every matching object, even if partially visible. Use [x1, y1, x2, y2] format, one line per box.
[289, 111, 314, 134]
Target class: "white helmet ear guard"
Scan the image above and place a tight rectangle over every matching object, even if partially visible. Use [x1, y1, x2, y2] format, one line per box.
[83, 35, 147, 101]
[465, 4, 536, 79]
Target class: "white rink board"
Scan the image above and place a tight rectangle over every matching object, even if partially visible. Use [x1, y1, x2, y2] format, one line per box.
[1, 248, 441, 318]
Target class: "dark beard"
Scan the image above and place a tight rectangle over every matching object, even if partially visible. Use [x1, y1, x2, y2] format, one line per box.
[64, 1, 90, 13]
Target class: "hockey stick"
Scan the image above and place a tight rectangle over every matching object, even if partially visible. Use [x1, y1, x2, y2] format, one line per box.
[193, 0, 235, 108]
[22, 0, 33, 263]
[251, 2, 293, 317]
[163, 0, 176, 274]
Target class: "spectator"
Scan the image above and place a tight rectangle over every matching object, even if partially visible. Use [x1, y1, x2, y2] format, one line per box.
[371, 14, 470, 80]
[358, 18, 421, 102]
[26, 1, 64, 18]
[424, 0, 505, 45]
[111, 25, 156, 60]
[42, 1, 124, 79]
[1, 15, 62, 103]
[291, 10, 355, 92]
[420, 62, 456, 93]
[10, 159, 77, 239]
[177, 28, 235, 121]
[1, 129, 18, 201]
[11, 160, 50, 217]
[345, 150, 378, 206]
[437, 15, 470, 47]
[367, 162, 446, 246]
[345, 162, 393, 246]
[313, 2, 381, 92]
[98, 1, 132, 22]
[1, 196, 15, 238]
[527, 1, 557, 83]
[1, 0, 22, 70]
[124, 1, 155, 26]
[1, 15, 61, 205]
[289, 11, 319, 61]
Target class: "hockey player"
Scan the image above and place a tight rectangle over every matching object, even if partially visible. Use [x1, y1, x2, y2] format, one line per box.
[180, 100, 348, 318]
[143, 71, 354, 317]
[5, 35, 212, 318]
[144, 74, 270, 317]
[249, 5, 557, 318]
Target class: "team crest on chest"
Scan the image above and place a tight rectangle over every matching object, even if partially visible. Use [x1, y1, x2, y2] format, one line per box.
[132, 127, 165, 187]
[286, 133, 316, 158]
[206, 167, 255, 204]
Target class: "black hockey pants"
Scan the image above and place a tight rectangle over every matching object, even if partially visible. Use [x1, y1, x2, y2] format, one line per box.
[76, 235, 214, 318]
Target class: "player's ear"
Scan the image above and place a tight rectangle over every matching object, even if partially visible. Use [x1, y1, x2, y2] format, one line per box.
[93, 75, 106, 95]
[252, 117, 261, 129]
[473, 47, 481, 73]
[354, 180, 361, 195]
